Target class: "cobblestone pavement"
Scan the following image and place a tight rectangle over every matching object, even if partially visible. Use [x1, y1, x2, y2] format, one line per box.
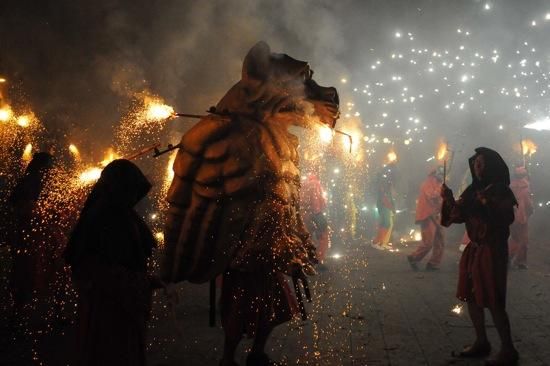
[2, 237, 550, 365]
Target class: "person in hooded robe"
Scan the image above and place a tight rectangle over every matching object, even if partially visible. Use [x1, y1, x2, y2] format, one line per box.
[8, 152, 54, 314]
[407, 167, 445, 271]
[64, 159, 164, 366]
[441, 147, 519, 365]
[507, 166, 533, 270]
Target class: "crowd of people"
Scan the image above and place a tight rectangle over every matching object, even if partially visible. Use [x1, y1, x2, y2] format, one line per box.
[2, 144, 530, 366]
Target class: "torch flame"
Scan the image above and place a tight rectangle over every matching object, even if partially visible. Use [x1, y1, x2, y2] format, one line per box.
[0, 106, 13, 122]
[387, 150, 397, 163]
[16, 115, 31, 128]
[69, 144, 81, 160]
[79, 167, 102, 184]
[437, 142, 448, 160]
[22, 143, 33, 162]
[145, 100, 175, 122]
[318, 125, 334, 144]
[521, 139, 537, 157]
[100, 148, 119, 167]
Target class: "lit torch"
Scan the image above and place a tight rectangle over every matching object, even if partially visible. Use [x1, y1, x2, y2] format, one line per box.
[69, 144, 81, 161]
[0, 105, 13, 122]
[387, 150, 397, 164]
[16, 115, 32, 128]
[79, 167, 102, 185]
[520, 139, 537, 157]
[144, 99, 175, 122]
[22, 143, 33, 162]
[100, 148, 120, 167]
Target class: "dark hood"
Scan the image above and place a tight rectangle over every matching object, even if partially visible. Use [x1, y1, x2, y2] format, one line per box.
[468, 147, 510, 189]
[64, 159, 153, 269]
[9, 152, 54, 204]
[88, 159, 151, 208]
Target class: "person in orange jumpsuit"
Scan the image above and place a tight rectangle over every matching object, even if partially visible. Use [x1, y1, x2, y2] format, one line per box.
[508, 166, 533, 270]
[441, 147, 518, 365]
[407, 168, 444, 271]
[301, 172, 330, 264]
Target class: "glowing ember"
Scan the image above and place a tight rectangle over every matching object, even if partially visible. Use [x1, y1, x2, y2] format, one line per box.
[79, 167, 102, 184]
[521, 139, 537, 156]
[22, 143, 33, 161]
[451, 304, 463, 315]
[145, 102, 175, 122]
[0, 106, 13, 122]
[0, 77, 6, 83]
[331, 253, 342, 259]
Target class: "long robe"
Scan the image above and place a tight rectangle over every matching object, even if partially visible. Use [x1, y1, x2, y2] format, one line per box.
[65, 160, 155, 366]
[441, 148, 516, 309]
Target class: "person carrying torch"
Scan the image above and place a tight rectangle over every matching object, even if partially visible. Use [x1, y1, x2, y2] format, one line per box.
[407, 166, 445, 271]
[440, 147, 518, 365]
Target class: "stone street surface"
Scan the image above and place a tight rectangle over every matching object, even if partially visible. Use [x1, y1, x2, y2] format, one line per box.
[1, 235, 550, 365]
[145, 237, 550, 366]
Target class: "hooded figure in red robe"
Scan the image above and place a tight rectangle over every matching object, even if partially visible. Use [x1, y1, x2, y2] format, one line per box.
[441, 147, 518, 365]
[64, 159, 164, 366]
[508, 166, 533, 269]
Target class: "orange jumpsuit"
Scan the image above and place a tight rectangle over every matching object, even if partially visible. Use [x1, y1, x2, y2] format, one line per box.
[409, 173, 444, 267]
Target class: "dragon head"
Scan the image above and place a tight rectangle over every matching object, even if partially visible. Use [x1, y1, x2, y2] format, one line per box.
[215, 41, 339, 128]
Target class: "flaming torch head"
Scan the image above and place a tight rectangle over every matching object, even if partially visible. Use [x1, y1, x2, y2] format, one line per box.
[16, 115, 31, 128]
[437, 142, 448, 161]
[521, 139, 537, 157]
[69, 144, 81, 161]
[144, 99, 175, 122]
[387, 150, 397, 164]
[0, 106, 13, 122]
